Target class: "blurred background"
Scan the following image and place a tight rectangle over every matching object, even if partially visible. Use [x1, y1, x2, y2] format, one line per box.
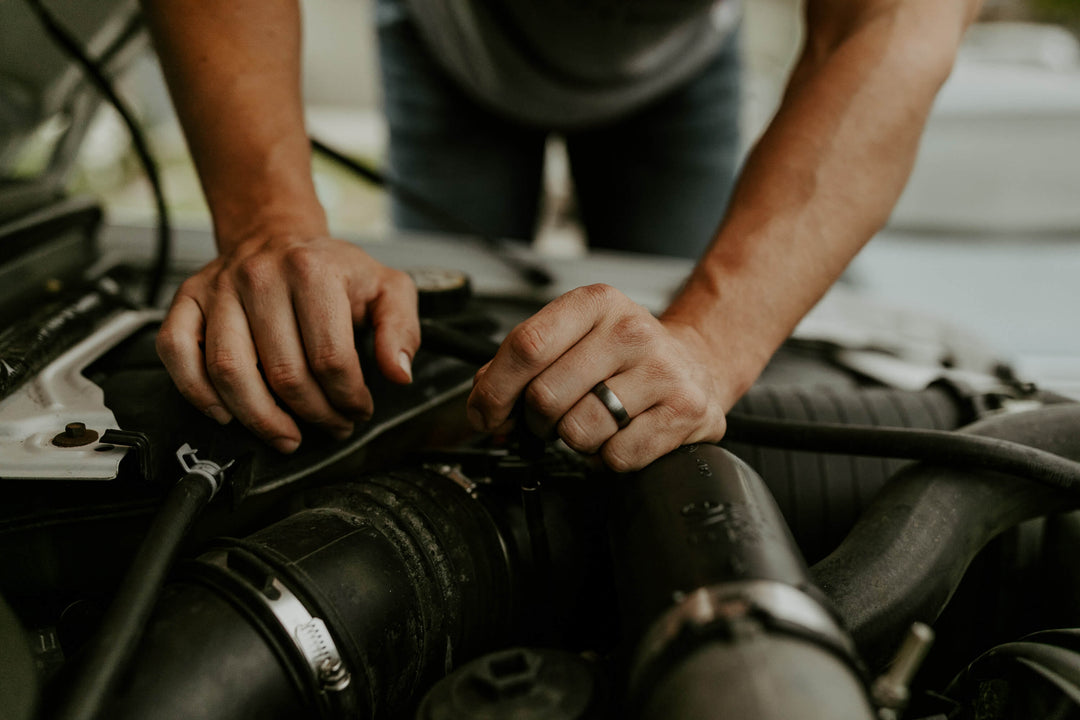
[5, 0, 1080, 391]
[53, 0, 1080, 236]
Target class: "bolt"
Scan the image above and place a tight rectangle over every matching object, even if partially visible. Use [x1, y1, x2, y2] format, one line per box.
[52, 422, 99, 448]
[872, 622, 935, 710]
[317, 658, 350, 692]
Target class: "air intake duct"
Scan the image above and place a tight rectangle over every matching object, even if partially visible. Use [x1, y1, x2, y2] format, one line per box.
[101, 468, 517, 720]
[609, 444, 875, 720]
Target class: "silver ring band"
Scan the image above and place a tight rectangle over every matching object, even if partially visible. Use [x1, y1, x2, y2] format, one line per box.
[591, 381, 631, 429]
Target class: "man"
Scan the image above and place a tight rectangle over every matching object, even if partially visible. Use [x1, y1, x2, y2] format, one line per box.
[144, 0, 983, 471]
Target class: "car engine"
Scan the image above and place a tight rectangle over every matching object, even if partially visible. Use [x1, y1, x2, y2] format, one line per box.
[4, 3, 1080, 719]
[4, 194, 1080, 720]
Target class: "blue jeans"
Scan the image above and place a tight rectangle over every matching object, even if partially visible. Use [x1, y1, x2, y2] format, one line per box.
[376, 3, 742, 259]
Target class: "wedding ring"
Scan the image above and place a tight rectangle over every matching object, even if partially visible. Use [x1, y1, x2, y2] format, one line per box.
[591, 381, 631, 429]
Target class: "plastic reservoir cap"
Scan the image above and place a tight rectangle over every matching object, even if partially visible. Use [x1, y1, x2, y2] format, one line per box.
[415, 647, 600, 720]
[408, 268, 473, 318]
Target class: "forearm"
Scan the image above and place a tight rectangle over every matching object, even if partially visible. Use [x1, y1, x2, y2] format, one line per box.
[663, 0, 981, 407]
[140, 0, 326, 249]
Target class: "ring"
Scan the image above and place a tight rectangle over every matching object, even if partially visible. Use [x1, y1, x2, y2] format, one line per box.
[591, 381, 631, 429]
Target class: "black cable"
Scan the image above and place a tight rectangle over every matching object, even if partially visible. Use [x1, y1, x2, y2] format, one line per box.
[310, 137, 554, 289]
[725, 412, 1080, 496]
[25, 0, 171, 308]
[947, 641, 1080, 703]
[415, 319, 1080, 496]
[419, 318, 500, 366]
[51, 470, 218, 720]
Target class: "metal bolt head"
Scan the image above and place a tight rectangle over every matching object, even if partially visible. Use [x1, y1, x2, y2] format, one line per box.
[317, 658, 350, 692]
[52, 422, 99, 448]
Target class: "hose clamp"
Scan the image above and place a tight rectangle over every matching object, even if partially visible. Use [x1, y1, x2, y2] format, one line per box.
[176, 443, 232, 498]
[630, 579, 859, 692]
[263, 577, 350, 692]
[202, 549, 352, 696]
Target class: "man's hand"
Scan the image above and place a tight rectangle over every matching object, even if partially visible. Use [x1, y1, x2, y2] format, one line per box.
[467, 284, 731, 472]
[156, 235, 420, 453]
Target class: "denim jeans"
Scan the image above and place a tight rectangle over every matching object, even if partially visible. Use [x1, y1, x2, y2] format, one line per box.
[376, 1, 742, 259]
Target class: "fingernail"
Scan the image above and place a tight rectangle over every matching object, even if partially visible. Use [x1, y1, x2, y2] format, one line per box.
[206, 405, 232, 425]
[273, 437, 301, 454]
[398, 351, 413, 383]
[466, 405, 485, 430]
[331, 423, 354, 441]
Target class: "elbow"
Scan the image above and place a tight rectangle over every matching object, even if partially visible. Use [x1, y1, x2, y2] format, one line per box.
[798, 0, 979, 96]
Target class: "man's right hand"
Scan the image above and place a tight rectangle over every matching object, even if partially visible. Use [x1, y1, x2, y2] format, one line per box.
[156, 235, 420, 453]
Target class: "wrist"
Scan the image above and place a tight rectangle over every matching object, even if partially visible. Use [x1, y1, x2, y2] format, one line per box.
[195, 134, 327, 253]
[662, 262, 784, 411]
[661, 313, 767, 413]
[213, 204, 329, 255]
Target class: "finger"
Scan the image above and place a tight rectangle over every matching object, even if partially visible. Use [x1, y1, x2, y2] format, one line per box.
[156, 293, 232, 425]
[235, 259, 355, 438]
[599, 393, 724, 473]
[469, 284, 617, 430]
[598, 405, 687, 472]
[292, 265, 373, 420]
[367, 268, 421, 385]
[521, 328, 634, 437]
[203, 287, 303, 453]
[556, 371, 661, 455]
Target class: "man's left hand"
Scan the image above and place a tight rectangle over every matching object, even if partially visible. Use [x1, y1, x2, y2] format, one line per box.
[466, 284, 730, 471]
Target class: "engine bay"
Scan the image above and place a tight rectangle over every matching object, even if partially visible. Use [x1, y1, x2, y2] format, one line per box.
[4, 199, 1080, 720]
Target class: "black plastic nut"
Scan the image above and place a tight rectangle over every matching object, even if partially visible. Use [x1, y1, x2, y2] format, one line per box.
[470, 649, 543, 700]
[417, 647, 599, 720]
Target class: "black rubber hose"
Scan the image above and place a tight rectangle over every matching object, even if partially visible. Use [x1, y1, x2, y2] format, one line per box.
[812, 404, 1080, 668]
[725, 411, 1080, 496]
[24, 0, 172, 308]
[610, 444, 874, 720]
[946, 640, 1080, 717]
[610, 445, 813, 640]
[420, 318, 501, 366]
[100, 468, 517, 720]
[724, 384, 967, 563]
[51, 471, 217, 720]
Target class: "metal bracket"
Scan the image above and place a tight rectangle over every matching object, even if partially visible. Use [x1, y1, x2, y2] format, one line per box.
[0, 309, 162, 480]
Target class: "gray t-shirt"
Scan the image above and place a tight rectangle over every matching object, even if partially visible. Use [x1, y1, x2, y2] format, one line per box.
[404, 0, 741, 129]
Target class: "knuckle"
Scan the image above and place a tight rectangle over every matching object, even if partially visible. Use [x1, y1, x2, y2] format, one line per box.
[386, 268, 417, 296]
[262, 362, 308, 396]
[282, 245, 323, 281]
[469, 379, 503, 415]
[205, 351, 245, 384]
[308, 346, 355, 380]
[667, 387, 707, 419]
[506, 322, 548, 367]
[602, 445, 639, 473]
[524, 378, 561, 418]
[577, 283, 618, 305]
[611, 313, 655, 345]
[176, 275, 204, 298]
[558, 414, 598, 453]
[235, 254, 275, 291]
